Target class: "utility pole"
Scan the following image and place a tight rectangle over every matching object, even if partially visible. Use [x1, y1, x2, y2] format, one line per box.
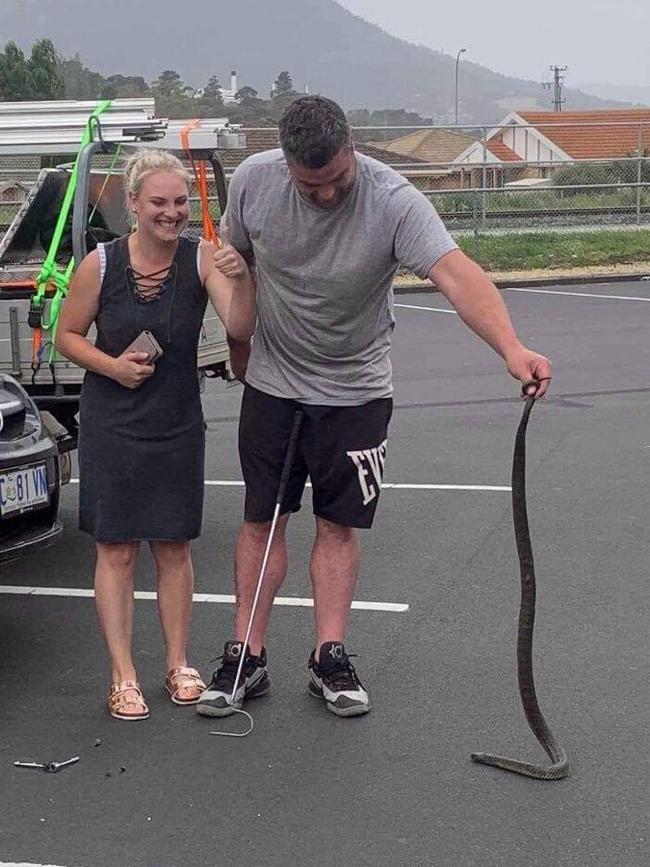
[544, 65, 568, 111]
[454, 48, 467, 126]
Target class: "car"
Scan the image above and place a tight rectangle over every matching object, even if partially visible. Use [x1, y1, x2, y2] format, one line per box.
[0, 374, 63, 562]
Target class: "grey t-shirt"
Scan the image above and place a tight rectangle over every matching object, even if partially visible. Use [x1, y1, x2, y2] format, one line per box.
[224, 149, 457, 405]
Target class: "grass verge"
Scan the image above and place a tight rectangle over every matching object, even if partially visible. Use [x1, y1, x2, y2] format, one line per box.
[457, 229, 650, 271]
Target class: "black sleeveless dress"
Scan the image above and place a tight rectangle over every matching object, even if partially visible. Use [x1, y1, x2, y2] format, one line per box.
[78, 235, 208, 543]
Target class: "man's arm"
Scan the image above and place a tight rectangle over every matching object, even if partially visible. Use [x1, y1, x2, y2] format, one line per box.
[429, 249, 552, 397]
[219, 164, 255, 381]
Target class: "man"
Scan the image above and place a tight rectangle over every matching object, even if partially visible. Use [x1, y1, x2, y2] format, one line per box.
[197, 96, 551, 719]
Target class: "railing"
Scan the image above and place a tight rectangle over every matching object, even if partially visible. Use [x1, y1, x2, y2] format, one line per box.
[2, 120, 649, 242]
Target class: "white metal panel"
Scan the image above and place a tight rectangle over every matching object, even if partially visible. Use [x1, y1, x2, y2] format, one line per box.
[0, 295, 228, 383]
[142, 118, 246, 151]
[0, 98, 166, 154]
[0, 98, 155, 115]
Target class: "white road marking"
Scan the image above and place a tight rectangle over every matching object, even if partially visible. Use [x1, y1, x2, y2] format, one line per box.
[69, 479, 510, 492]
[381, 482, 510, 491]
[0, 586, 409, 613]
[395, 303, 456, 314]
[502, 286, 650, 302]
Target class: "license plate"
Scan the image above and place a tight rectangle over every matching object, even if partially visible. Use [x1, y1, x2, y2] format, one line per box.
[0, 463, 49, 516]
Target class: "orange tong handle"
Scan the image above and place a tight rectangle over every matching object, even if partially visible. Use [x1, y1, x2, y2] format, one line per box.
[180, 121, 220, 246]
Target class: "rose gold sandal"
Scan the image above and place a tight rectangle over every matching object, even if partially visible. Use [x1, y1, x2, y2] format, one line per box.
[107, 680, 150, 721]
[165, 667, 206, 705]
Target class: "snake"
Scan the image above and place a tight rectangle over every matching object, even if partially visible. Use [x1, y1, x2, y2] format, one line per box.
[471, 381, 569, 781]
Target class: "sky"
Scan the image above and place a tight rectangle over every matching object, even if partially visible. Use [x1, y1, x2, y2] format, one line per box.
[337, 0, 649, 88]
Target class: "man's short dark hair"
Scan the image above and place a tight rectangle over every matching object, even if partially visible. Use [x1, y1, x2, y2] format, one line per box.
[279, 96, 351, 169]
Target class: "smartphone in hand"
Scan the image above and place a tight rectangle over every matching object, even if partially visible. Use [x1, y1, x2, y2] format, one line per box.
[124, 330, 163, 363]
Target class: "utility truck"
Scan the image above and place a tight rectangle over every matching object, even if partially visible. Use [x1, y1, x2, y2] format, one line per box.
[0, 99, 241, 561]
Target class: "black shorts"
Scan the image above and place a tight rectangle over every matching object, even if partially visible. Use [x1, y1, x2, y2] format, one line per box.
[239, 385, 393, 529]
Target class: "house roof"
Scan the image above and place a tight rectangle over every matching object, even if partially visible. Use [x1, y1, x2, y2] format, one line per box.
[517, 110, 650, 159]
[367, 128, 477, 164]
[486, 139, 521, 162]
[358, 142, 425, 166]
[215, 128, 428, 170]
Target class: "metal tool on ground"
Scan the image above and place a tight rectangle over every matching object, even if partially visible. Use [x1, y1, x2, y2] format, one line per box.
[14, 755, 80, 773]
[211, 409, 304, 738]
[471, 378, 569, 781]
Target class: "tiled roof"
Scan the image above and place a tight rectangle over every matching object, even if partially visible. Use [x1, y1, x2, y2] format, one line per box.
[486, 139, 521, 162]
[369, 128, 477, 163]
[215, 129, 427, 170]
[357, 142, 426, 166]
[517, 110, 650, 159]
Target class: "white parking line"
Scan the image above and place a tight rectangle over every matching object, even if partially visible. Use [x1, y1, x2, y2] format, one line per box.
[69, 479, 510, 492]
[381, 482, 510, 491]
[395, 303, 456, 314]
[502, 286, 650, 302]
[0, 586, 409, 613]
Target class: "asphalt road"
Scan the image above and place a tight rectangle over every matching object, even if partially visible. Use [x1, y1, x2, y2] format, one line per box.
[1, 280, 649, 867]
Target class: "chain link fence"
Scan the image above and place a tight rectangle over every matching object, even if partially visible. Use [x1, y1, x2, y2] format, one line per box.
[2, 120, 650, 275]
[351, 121, 650, 236]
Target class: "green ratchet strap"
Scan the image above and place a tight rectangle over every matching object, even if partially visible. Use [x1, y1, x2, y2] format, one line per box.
[30, 100, 113, 364]
[44, 143, 123, 363]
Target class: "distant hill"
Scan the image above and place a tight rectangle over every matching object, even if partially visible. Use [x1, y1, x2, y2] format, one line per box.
[0, 0, 625, 122]
[577, 83, 650, 108]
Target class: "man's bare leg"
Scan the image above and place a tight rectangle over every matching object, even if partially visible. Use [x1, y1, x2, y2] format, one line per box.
[308, 517, 369, 716]
[310, 517, 359, 653]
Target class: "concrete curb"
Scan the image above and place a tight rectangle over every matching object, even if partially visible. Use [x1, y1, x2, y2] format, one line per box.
[394, 272, 650, 294]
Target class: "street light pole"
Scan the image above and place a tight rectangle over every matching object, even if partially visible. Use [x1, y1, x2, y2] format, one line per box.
[455, 48, 467, 126]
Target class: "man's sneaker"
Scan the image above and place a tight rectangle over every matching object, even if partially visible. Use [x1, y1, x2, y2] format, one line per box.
[196, 641, 269, 717]
[308, 641, 370, 717]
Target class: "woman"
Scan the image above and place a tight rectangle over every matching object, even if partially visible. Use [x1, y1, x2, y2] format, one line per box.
[56, 149, 255, 720]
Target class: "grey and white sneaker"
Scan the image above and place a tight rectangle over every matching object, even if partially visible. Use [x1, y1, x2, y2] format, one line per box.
[308, 641, 370, 717]
[196, 641, 269, 718]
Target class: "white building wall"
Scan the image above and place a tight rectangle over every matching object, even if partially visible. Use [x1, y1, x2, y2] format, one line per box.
[456, 144, 501, 165]
[502, 124, 564, 163]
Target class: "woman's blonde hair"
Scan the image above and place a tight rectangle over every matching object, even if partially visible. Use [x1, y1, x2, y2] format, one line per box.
[124, 148, 191, 200]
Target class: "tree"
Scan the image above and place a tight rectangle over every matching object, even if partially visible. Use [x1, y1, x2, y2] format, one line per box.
[191, 75, 226, 118]
[236, 85, 258, 103]
[0, 42, 30, 100]
[347, 107, 433, 142]
[60, 54, 105, 99]
[270, 70, 299, 118]
[203, 76, 223, 102]
[151, 69, 196, 118]
[152, 69, 185, 98]
[101, 74, 150, 99]
[0, 39, 64, 100]
[273, 71, 296, 99]
[28, 39, 64, 99]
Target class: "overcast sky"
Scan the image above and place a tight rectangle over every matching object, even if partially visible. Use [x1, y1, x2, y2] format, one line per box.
[338, 0, 649, 87]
